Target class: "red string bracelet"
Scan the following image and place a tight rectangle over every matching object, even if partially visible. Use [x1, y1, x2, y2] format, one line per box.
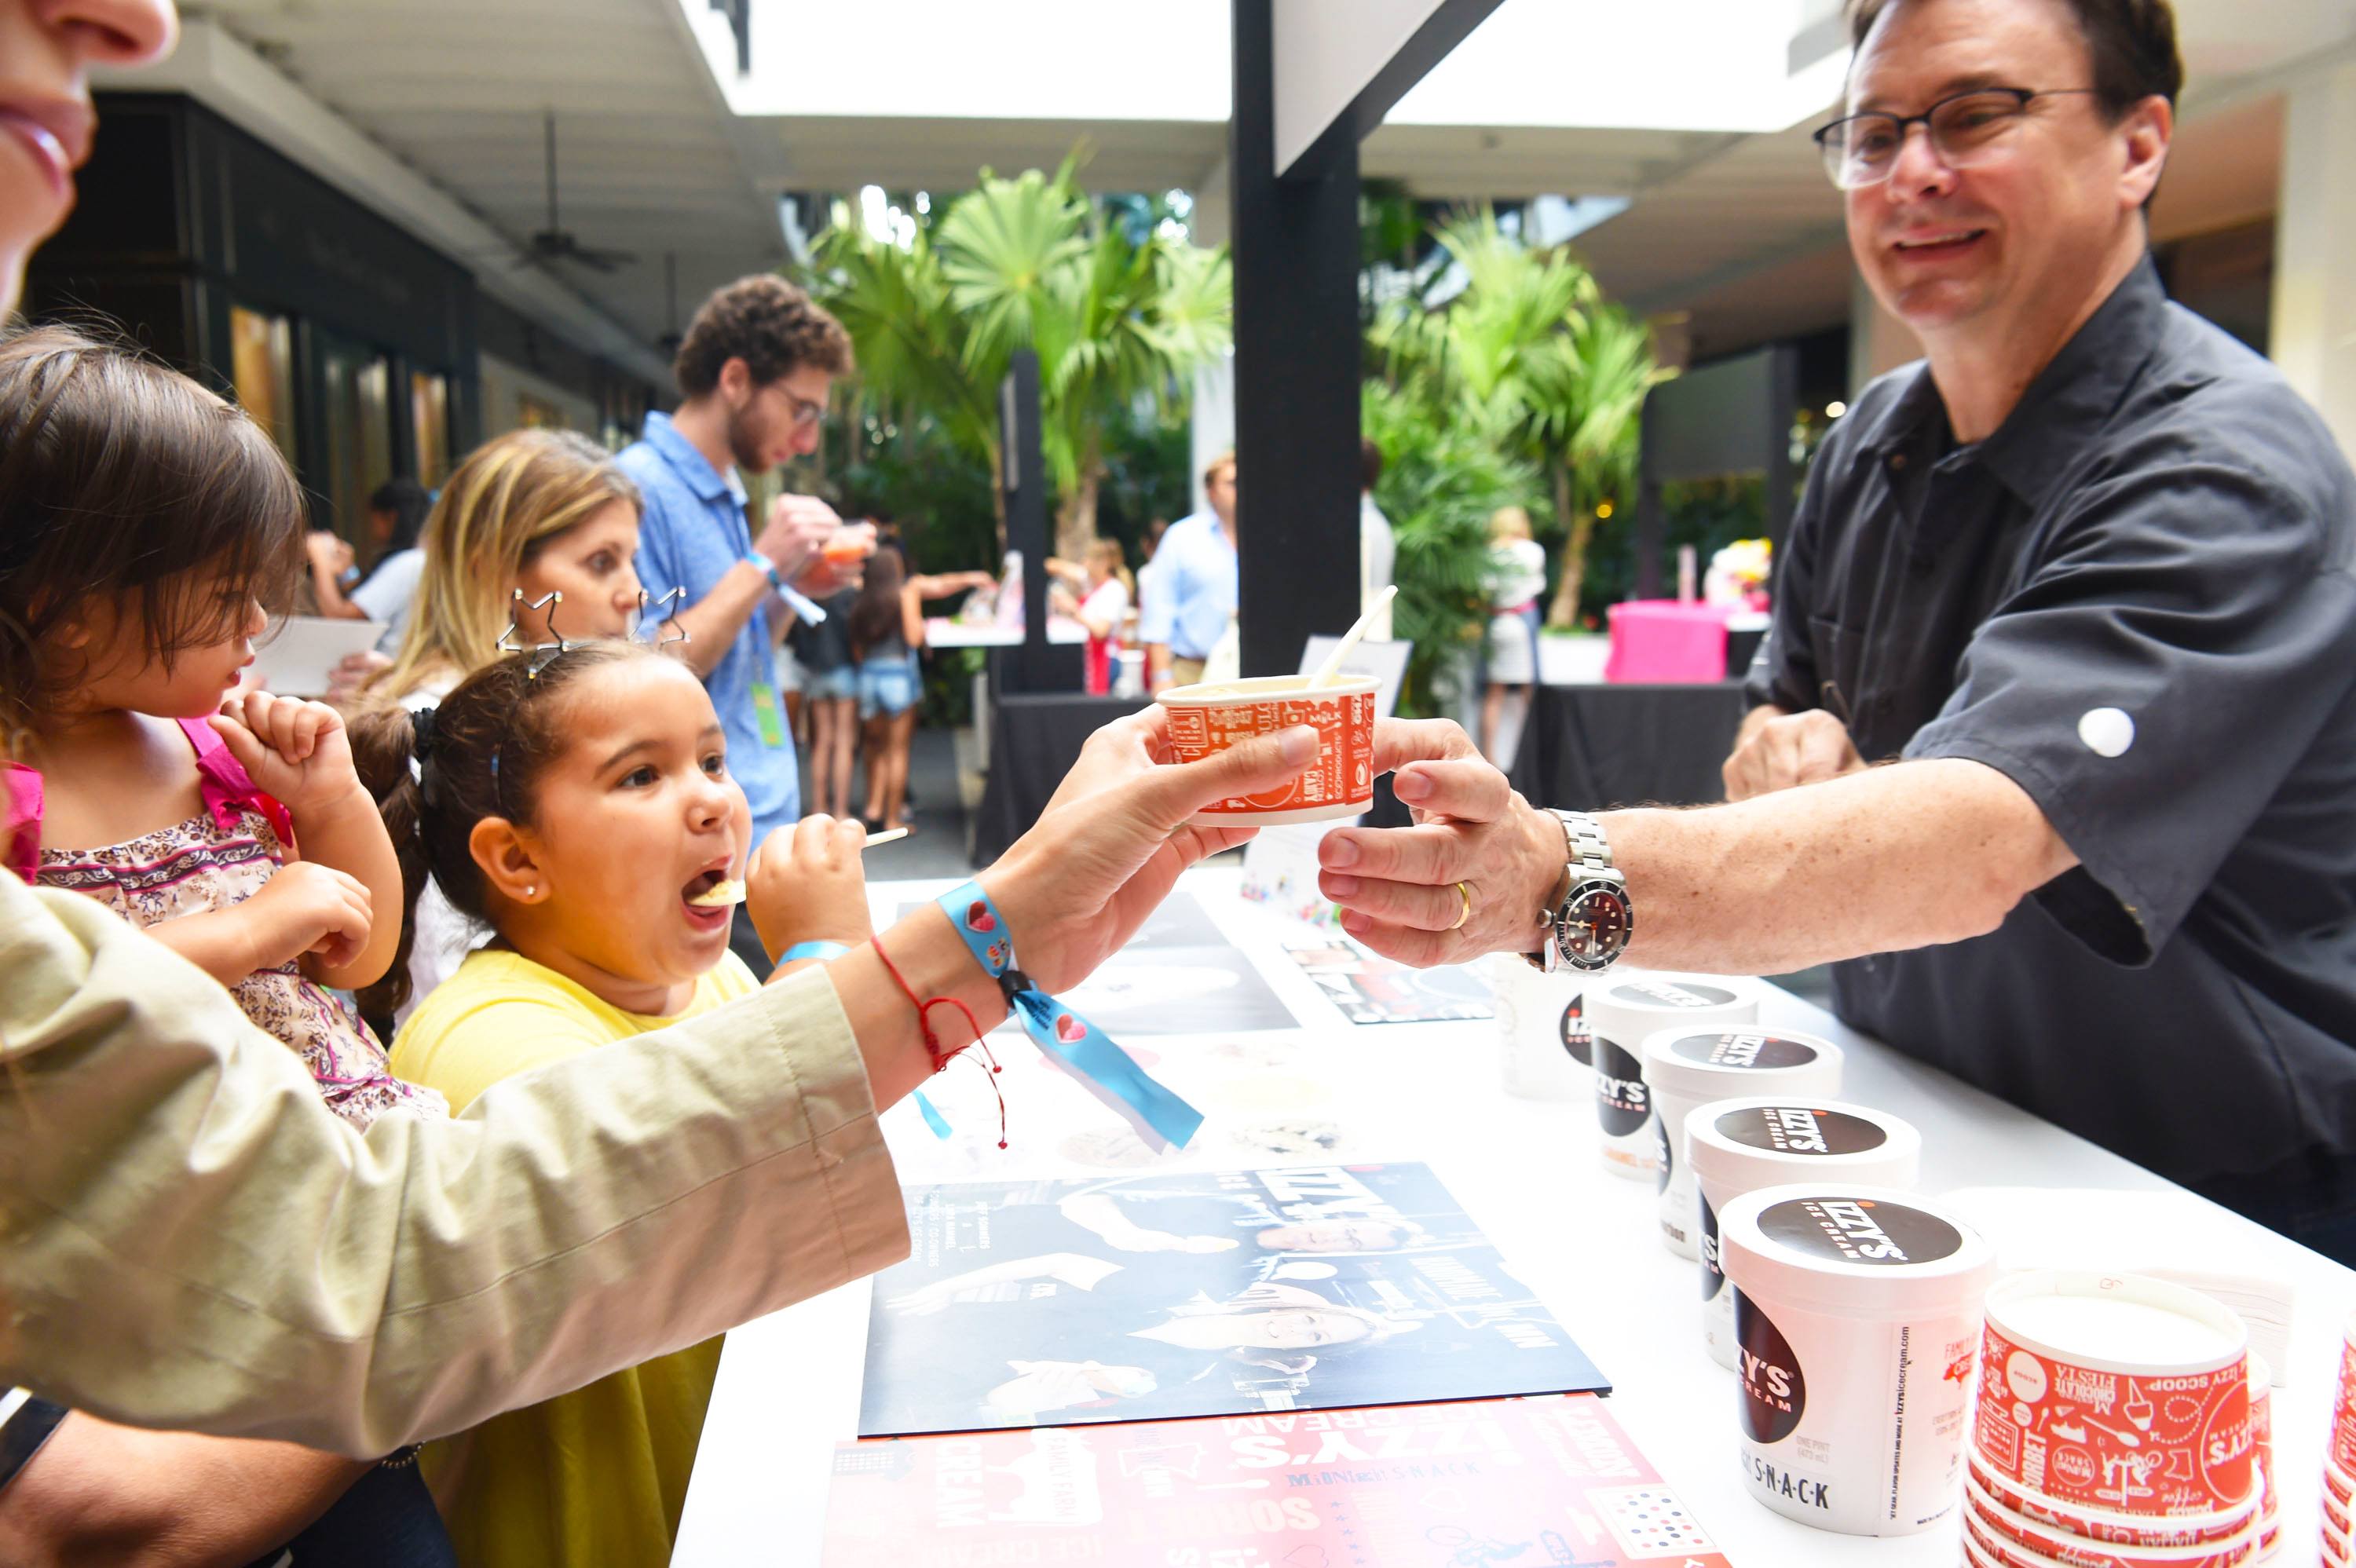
[871, 932, 1008, 1148]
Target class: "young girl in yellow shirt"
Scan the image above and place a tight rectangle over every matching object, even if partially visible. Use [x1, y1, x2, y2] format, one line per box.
[355, 638, 873, 1566]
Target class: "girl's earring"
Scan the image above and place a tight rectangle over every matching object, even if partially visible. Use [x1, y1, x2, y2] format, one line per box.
[525, 886, 536, 897]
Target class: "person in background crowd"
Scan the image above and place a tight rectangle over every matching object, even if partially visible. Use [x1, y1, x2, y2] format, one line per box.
[1359, 438, 1396, 641]
[618, 275, 869, 976]
[1134, 515, 1170, 631]
[791, 587, 861, 820]
[355, 429, 646, 1025]
[0, 0, 1351, 1474]
[305, 478, 434, 653]
[1140, 453, 1237, 692]
[1049, 540, 1136, 697]
[1478, 505, 1546, 766]
[848, 550, 993, 835]
[1324, 0, 2356, 1266]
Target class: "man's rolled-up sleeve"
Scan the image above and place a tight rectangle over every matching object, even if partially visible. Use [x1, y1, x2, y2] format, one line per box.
[0, 875, 908, 1457]
[1904, 459, 2356, 963]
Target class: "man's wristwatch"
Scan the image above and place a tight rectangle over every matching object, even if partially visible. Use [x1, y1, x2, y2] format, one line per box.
[1523, 809, 1633, 974]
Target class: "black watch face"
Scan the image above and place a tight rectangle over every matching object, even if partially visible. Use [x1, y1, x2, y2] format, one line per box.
[1556, 884, 1630, 964]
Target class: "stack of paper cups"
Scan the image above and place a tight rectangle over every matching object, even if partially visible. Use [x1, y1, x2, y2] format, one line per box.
[1584, 973, 1761, 1180]
[1642, 1025, 1842, 1259]
[2326, 1310, 2356, 1564]
[1487, 953, 1593, 1101]
[1969, 1272, 2261, 1568]
[1718, 1183, 1995, 1535]
[1688, 1097, 1921, 1369]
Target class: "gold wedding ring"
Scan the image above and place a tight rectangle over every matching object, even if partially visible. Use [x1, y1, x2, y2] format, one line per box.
[1452, 882, 1471, 930]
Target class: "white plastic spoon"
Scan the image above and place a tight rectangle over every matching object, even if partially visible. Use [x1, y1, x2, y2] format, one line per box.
[1308, 583, 1397, 688]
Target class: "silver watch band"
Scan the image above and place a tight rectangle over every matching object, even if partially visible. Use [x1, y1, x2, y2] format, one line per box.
[1553, 808, 1615, 874]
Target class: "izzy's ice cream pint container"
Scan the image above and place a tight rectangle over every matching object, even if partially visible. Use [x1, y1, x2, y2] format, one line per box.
[1643, 1025, 1844, 1259]
[1720, 1183, 1996, 1537]
[1583, 973, 1761, 1180]
[1487, 953, 1593, 1101]
[1976, 1271, 2253, 1520]
[1689, 1097, 1922, 1369]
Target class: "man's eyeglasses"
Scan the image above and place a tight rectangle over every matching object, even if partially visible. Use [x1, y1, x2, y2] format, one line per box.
[1813, 87, 2102, 190]
[775, 388, 826, 431]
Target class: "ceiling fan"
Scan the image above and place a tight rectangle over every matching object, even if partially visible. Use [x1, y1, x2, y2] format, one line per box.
[519, 110, 636, 275]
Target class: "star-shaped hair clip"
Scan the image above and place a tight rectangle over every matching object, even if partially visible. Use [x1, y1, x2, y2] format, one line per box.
[496, 589, 575, 678]
[632, 587, 690, 649]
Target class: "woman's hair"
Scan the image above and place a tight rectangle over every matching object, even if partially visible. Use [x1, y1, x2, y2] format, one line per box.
[1085, 539, 1134, 600]
[364, 430, 638, 705]
[847, 545, 908, 658]
[360, 477, 434, 572]
[1489, 505, 1533, 543]
[350, 640, 651, 1016]
[0, 324, 303, 745]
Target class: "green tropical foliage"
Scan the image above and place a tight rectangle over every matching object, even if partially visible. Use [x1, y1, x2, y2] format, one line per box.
[805, 158, 1231, 561]
[1363, 381, 1549, 718]
[1371, 206, 1667, 626]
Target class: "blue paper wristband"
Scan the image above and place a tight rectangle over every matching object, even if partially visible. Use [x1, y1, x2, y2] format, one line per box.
[778, 941, 849, 964]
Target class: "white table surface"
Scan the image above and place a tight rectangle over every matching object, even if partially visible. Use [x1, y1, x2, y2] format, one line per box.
[674, 868, 2351, 1565]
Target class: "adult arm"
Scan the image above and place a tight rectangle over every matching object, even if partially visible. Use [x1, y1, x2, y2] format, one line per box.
[0, 713, 1314, 1453]
[0, 1411, 366, 1568]
[646, 495, 836, 681]
[1315, 719, 2072, 976]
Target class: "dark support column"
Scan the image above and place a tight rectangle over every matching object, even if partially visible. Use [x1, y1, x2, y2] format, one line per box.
[1229, 0, 1365, 678]
[1634, 386, 1666, 601]
[999, 349, 1077, 692]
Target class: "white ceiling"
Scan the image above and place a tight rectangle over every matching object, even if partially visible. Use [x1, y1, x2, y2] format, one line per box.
[157, 0, 2356, 374]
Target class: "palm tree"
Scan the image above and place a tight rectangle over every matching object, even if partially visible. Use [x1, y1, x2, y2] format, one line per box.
[1374, 207, 1667, 626]
[808, 158, 1231, 559]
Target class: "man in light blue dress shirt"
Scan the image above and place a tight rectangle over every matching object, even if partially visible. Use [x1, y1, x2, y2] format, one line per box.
[1140, 450, 1239, 690]
[619, 276, 864, 970]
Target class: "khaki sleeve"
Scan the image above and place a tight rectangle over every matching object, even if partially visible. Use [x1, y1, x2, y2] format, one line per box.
[0, 873, 908, 1457]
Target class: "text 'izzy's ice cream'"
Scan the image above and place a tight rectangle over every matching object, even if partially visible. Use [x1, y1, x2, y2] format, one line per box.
[1584, 973, 1762, 1182]
[1643, 1025, 1843, 1260]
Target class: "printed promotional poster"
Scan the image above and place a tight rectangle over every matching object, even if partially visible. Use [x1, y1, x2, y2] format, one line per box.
[1285, 937, 1494, 1025]
[824, 1392, 1730, 1566]
[861, 1164, 1610, 1438]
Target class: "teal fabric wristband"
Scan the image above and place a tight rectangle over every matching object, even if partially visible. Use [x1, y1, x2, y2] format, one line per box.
[779, 940, 848, 964]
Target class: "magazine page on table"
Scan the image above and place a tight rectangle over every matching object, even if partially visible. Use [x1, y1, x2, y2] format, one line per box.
[824, 1391, 1730, 1567]
[860, 1162, 1608, 1438]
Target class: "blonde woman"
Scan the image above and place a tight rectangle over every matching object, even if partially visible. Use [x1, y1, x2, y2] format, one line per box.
[357, 429, 646, 1019]
[1049, 539, 1136, 695]
[1481, 505, 1548, 766]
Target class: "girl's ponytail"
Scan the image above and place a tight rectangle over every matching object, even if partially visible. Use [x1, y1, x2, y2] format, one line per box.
[349, 707, 433, 1018]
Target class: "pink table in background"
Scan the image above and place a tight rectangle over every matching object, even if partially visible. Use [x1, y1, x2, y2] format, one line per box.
[1604, 598, 1738, 683]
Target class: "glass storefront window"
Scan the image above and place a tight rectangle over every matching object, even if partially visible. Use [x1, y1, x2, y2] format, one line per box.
[410, 370, 451, 488]
[318, 331, 393, 554]
[229, 305, 296, 460]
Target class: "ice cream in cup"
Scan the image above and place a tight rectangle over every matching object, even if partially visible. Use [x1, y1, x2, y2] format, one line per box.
[1156, 674, 1378, 826]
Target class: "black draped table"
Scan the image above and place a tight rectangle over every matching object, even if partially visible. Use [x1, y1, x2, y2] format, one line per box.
[1504, 681, 1748, 812]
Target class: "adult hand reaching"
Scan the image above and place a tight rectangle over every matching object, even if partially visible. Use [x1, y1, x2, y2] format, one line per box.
[1315, 718, 1565, 968]
[1722, 707, 1865, 801]
[980, 709, 1319, 993]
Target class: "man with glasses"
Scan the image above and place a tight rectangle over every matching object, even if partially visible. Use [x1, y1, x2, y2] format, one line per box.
[620, 275, 868, 970]
[1322, 0, 2356, 1263]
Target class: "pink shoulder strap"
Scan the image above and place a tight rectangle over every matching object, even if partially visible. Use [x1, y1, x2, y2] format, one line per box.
[2, 761, 41, 879]
[178, 718, 298, 854]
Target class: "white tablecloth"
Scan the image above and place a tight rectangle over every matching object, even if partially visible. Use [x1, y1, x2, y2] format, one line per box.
[675, 869, 2352, 1565]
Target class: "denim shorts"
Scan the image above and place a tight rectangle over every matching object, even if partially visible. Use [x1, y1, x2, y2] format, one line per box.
[857, 657, 919, 719]
[804, 663, 857, 703]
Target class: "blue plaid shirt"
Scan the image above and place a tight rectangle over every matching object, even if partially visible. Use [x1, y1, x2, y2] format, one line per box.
[618, 412, 800, 842]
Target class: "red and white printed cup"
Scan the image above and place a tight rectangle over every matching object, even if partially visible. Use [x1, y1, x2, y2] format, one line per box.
[2332, 1309, 2356, 1477]
[1158, 674, 1378, 825]
[1976, 1272, 2252, 1516]
[2327, 1455, 2354, 1508]
[2243, 1355, 2272, 1543]
[1967, 1452, 2257, 1550]
[1962, 1469, 2260, 1568]
[2327, 1482, 2350, 1539]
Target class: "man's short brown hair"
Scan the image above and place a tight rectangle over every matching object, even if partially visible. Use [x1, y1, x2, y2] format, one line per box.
[1203, 449, 1237, 488]
[1848, 0, 2183, 115]
[672, 274, 854, 399]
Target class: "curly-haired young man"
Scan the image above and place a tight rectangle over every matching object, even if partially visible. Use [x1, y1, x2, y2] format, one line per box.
[619, 275, 862, 971]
